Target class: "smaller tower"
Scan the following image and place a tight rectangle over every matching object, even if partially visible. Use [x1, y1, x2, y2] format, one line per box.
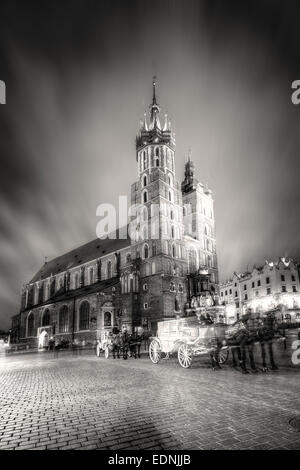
[181, 151, 198, 194]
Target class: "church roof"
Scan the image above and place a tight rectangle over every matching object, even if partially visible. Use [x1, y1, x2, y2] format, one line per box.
[29, 227, 130, 284]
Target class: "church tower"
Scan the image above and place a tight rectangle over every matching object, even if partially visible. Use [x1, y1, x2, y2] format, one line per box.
[181, 153, 219, 287]
[130, 78, 187, 329]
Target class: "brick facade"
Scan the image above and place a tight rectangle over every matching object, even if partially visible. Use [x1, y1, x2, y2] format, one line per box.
[12, 79, 219, 347]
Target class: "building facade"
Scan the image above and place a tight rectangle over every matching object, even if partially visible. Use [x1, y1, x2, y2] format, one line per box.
[220, 258, 300, 324]
[11, 79, 219, 348]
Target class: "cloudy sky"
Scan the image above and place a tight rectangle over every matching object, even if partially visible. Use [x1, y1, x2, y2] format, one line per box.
[0, 0, 300, 329]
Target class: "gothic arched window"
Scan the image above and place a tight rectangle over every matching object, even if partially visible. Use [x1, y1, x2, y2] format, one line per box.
[59, 306, 69, 333]
[42, 308, 50, 327]
[143, 190, 148, 203]
[27, 313, 34, 337]
[171, 226, 175, 239]
[79, 301, 90, 330]
[143, 243, 149, 259]
[168, 190, 173, 202]
[143, 175, 147, 187]
[143, 151, 147, 170]
[89, 267, 94, 284]
[172, 243, 176, 258]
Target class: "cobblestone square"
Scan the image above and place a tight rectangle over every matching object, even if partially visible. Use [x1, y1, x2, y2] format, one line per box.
[0, 351, 300, 450]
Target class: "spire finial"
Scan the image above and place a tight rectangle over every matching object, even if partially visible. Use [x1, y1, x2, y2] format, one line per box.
[149, 75, 160, 129]
[152, 75, 157, 105]
[188, 147, 192, 162]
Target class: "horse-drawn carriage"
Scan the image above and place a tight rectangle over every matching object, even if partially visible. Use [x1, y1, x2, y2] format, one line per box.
[149, 315, 229, 369]
[96, 328, 142, 360]
[149, 307, 286, 371]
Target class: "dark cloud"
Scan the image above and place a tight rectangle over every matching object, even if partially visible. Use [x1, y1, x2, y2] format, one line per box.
[0, 0, 300, 329]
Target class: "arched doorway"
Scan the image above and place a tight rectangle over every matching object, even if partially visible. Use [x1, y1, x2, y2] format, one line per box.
[38, 330, 49, 349]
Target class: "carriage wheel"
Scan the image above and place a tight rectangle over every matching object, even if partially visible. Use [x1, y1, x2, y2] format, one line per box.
[178, 344, 193, 368]
[104, 347, 110, 359]
[96, 344, 101, 357]
[149, 340, 161, 364]
[217, 348, 229, 365]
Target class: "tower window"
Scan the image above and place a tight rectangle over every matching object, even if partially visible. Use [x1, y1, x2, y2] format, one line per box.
[155, 147, 159, 157]
[143, 175, 147, 187]
[143, 190, 148, 203]
[156, 158, 159, 167]
[168, 190, 173, 202]
[143, 151, 147, 170]
[172, 244, 176, 258]
[171, 226, 175, 239]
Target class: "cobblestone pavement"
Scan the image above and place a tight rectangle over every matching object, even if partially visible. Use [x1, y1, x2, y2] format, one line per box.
[0, 350, 300, 450]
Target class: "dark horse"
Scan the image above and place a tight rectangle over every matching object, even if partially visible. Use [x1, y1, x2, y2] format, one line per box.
[225, 319, 254, 373]
[128, 332, 143, 359]
[226, 309, 283, 373]
[256, 310, 281, 371]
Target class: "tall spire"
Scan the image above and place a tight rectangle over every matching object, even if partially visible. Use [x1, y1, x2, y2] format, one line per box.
[149, 75, 161, 129]
[152, 75, 157, 106]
